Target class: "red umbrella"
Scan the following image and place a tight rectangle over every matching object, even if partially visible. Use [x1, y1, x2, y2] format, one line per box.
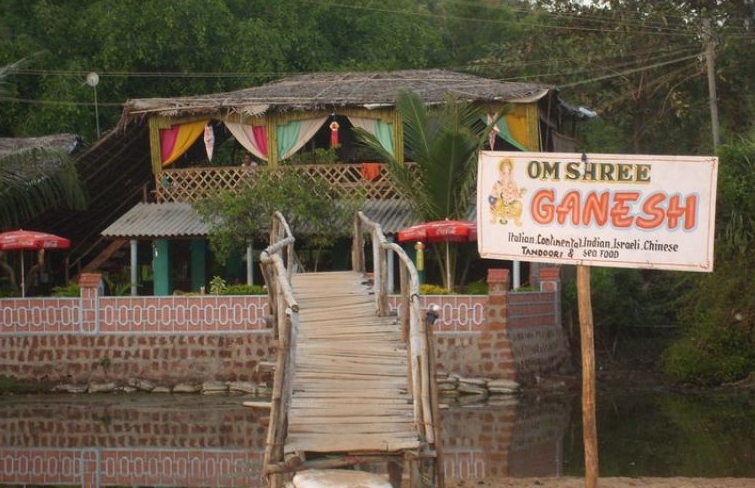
[0, 230, 70, 297]
[397, 220, 476, 290]
[397, 220, 477, 244]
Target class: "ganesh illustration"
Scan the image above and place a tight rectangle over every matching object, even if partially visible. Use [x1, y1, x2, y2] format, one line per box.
[488, 158, 526, 226]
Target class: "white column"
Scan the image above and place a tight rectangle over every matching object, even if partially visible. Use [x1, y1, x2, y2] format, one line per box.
[387, 235, 395, 293]
[130, 239, 138, 296]
[246, 244, 254, 286]
[512, 260, 521, 289]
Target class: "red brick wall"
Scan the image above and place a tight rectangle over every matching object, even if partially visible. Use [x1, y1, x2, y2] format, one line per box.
[0, 333, 274, 383]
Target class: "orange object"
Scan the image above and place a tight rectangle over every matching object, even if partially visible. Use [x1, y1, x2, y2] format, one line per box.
[360, 162, 381, 181]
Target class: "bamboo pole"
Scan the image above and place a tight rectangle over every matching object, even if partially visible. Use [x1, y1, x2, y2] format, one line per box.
[426, 322, 444, 488]
[577, 265, 599, 488]
[379, 245, 389, 316]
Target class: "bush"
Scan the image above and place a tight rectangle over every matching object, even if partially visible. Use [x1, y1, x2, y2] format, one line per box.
[219, 284, 266, 295]
[661, 136, 755, 385]
[420, 284, 452, 295]
[52, 282, 79, 296]
[462, 281, 488, 294]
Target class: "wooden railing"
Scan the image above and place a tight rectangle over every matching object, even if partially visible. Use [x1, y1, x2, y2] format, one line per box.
[154, 163, 402, 203]
[259, 211, 299, 488]
[352, 211, 443, 484]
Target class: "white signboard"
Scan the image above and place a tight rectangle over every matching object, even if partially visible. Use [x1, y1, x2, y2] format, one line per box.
[477, 151, 718, 272]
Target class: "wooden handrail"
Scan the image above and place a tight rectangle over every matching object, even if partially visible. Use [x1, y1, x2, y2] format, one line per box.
[353, 211, 438, 447]
[260, 212, 299, 488]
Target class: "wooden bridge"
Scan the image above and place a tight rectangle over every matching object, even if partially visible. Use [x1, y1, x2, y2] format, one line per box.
[259, 211, 442, 488]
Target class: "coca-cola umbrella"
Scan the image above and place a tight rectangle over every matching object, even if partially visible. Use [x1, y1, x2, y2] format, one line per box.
[397, 220, 476, 289]
[0, 230, 70, 297]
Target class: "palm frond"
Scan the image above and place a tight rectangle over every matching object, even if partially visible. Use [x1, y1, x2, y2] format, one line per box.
[0, 146, 87, 228]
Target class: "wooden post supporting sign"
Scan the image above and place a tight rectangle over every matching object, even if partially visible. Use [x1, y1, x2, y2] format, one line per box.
[577, 265, 599, 488]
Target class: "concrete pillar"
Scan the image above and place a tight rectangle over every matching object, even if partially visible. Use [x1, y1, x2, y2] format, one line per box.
[246, 244, 254, 286]
[190, 239, 207, 293]
[512, 260, 521, 289]
[152, 239, 172, 296]
[130, 239, 138, 296]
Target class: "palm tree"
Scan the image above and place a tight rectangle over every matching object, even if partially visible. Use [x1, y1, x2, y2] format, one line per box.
[0, 58, 27, 97]
[0, 145, 87, 229]
[356, 91, 498, 290]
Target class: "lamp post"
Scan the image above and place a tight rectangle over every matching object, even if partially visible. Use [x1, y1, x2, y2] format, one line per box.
[85, 72, 100, 138]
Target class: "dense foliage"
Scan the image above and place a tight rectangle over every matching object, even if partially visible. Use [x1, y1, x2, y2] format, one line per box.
[661, 135, 755, 385]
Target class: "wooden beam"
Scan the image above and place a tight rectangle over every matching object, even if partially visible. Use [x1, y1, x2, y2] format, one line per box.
[577, 265, 599, 488]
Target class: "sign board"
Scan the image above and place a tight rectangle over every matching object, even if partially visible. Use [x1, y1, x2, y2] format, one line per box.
[477, 151, 718, 272]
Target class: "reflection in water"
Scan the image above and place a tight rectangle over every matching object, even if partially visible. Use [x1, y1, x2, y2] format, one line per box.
[0, 391, 753, 487]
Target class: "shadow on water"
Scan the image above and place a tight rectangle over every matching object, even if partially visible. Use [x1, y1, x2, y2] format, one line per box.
[0, 390, 754, 486]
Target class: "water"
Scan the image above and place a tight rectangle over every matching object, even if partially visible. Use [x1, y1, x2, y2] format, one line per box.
[0, 390, 753, 486]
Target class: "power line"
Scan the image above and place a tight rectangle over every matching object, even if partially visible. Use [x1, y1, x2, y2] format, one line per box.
[292, 0, 693, 38]
[559, 52, 703, 88]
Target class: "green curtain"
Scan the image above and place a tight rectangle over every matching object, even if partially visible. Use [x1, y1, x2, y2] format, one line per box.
[375, 120, 394, 155]
[483, 116, 526, 151]
[276, 120, 301, 159]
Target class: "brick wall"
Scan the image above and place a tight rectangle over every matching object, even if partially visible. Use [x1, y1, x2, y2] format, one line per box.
[0, 270, 568, 385]
[0, 333, 274, 384]
[432, 267, 570, 383]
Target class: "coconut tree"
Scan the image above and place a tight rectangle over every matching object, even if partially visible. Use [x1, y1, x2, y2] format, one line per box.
[355, 90, 498, 290]
[0, 146, 87, 229]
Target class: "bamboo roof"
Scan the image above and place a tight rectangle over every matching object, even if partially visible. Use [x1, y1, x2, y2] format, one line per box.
[120, 69, 554, 122]
[0, 133, 82, 159]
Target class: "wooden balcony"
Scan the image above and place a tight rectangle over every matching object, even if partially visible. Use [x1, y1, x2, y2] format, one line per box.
[153, 163, 404, 203]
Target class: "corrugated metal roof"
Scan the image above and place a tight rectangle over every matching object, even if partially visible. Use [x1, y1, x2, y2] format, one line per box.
[102, 202, 208, 238]
[103, 200, 476, 239]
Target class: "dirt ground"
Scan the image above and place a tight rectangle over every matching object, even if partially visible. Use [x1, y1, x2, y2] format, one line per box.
[449, 477, 755, 488]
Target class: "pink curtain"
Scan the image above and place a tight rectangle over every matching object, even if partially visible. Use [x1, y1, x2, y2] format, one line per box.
[159, 126, 180, 163]
[225, 122, 269, 161]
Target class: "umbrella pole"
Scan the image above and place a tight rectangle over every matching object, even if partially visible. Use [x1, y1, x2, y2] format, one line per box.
[445, 241, 451, 291]
[20, 251, 25, 298]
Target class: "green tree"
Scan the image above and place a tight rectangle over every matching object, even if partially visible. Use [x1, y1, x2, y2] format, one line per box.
[355, 91, 496, 290]
[661, 134, 755, 385]
[194, 169, 362, 271]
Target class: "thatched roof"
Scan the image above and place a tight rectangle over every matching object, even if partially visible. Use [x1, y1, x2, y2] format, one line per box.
[0, 133, 82, 159]
[120, 69, 554, 122]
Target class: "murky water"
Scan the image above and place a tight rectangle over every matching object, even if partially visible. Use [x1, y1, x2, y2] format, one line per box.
[0, 390, 753, 486]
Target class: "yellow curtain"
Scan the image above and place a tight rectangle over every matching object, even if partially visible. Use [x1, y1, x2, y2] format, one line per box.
[162, 120, 209, 167]
[504, 114, 529, 150]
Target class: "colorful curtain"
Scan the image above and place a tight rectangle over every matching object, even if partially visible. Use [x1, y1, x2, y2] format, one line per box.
[485, 114, 526, 151]
[277, 117, 327, 160]
[159, 120, 209, 167]
[225, 122, 269, 161]
[349, 116, 394, 155]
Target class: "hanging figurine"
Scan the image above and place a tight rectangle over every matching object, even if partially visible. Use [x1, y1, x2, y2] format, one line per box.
[330, 120, 340, 148]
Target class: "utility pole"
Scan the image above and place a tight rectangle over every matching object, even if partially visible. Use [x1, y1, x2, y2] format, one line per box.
[703, 19, 720, 150]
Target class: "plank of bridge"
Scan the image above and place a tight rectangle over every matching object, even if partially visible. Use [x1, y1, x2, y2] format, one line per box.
[286, 271, 418, 455]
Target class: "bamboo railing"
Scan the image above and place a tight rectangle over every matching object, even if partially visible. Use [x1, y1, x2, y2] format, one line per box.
[353, 211, 442, 478]
[260, 211, 299, 488]
[153, 163, 403, 203]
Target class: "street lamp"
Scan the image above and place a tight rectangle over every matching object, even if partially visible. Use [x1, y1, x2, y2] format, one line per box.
[85, 72, 100, 138]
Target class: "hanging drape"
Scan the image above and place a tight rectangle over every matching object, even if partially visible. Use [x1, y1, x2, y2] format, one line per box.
[225, 122, 269, 161]
[348, 116, 394, 155]
[485, 114, 526, 151]
[277, 117, 327, 160]
[159, 120, 209, 167]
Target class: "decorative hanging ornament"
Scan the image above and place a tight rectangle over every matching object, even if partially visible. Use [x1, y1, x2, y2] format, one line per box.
[330, 121, 340, 148]
[203, 124, 215, 161]
[487, 113, 500, 150]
